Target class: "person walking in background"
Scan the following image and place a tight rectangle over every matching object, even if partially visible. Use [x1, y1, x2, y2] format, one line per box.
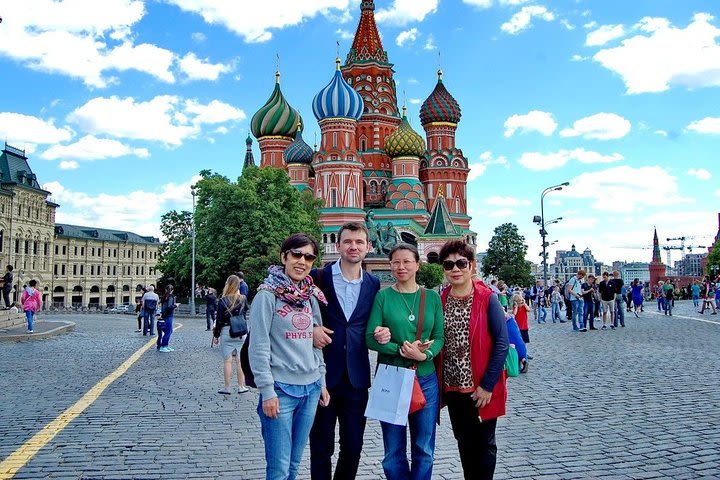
[536, 287, 547, 324]
[21, 279, 41, 334]
[654, 281, 664, 312]
[511, 292, 531, 345]
[662, 280, 674, 316]
[309, 223, 382, 480]
[497, 281, 508, 312]
[550, 286, 564, 323]
[581, 274, 596, 331]
[598, 272, 616, 330]
[631, 279, 644, 318]
[157, 285, 177, 352]
[438, 240, 509, 479]
[691, 280, 701, 308]
[249, 234, 329, 480]
[213, 275, 250, 394]
[140, 285, 160, 336]
[2, 265, 13, 309]
[366, 244, 444, 480]
[612, 271, 625, 328]
[237, 271, 249, 297]
[205, 287, 217, 331]
[567, 270, 587, 332]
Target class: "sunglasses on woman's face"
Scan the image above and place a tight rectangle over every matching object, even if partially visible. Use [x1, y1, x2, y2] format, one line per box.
[287, 249, 317, 262]
[443, 258, 469, 271]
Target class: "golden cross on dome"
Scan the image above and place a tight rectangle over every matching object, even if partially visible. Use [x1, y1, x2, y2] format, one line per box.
[437, 184, 445, 198]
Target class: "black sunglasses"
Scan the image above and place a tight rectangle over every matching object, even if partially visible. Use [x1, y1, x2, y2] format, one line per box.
[287, 249, 317, 262]
[443, 258, 470, 271]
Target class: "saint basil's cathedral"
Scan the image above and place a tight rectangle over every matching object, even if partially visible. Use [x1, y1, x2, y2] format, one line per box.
[248, 0, 476, 269]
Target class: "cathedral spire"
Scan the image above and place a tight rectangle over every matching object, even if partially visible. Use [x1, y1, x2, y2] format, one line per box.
[652, 228, 662, 263]
[346, 0, 388, 65]
[243, 134, 255, 171]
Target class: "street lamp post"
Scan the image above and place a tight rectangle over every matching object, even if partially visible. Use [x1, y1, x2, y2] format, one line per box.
[536, 182, 569, 288]
[190, 184, 197, 316]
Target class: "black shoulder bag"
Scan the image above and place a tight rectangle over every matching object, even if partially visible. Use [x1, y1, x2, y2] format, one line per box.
[224, 297, 248, 338]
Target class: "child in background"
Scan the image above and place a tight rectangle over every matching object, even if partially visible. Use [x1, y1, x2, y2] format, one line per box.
[497, 280, 509, 312]
[512, 292, 531, 349]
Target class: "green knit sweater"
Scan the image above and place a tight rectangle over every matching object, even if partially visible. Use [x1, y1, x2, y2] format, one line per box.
[365, 287, 445, 376]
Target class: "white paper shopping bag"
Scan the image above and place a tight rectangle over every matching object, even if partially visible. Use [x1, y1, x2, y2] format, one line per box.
[364, 364, 416, 426]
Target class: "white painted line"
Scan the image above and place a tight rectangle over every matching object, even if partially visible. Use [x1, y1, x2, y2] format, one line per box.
[647, 310, 720, 325]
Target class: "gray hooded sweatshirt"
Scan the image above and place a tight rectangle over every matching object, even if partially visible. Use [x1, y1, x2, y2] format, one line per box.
[248, 289, 326, 401]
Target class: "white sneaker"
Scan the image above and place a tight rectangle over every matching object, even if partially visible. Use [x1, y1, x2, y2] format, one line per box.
[26, 330, 34, 334]
[238, 386, 249, 393]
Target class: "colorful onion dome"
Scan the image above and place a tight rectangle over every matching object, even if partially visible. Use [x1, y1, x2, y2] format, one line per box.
[251, 71, 300, 139]
[419, 69, 461, 126]
[385, 107, 426, 158]
[284, 123, 314, 165]
[312, 58, 364, 121]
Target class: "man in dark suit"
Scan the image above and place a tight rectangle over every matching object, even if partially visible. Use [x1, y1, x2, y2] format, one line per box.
[309, 222, 388, 480]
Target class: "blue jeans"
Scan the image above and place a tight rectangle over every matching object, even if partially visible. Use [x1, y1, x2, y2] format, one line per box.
[657, 297, 663, 311]
[380, 373, 439, 480]
[25, 310, 34, 331]
[551, 302, 561, 322]
[583, 300, 595, 329]
[258, 381, 321, 480]
[692, 295, 700, 307]
[206, 309, 215, 330]
[142, 310, 155, 335]
[571, 298, 584, 330]
[537, 306, 547, 323]
[157, 315, 173, 347]
[614, 298, 625, 327]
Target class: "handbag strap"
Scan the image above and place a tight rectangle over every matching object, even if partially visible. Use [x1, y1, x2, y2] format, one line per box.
[413, 287, 427, 370]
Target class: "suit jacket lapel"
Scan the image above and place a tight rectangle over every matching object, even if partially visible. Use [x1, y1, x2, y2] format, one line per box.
[347, 271, 372, 324]
[323, 265, 347, 322]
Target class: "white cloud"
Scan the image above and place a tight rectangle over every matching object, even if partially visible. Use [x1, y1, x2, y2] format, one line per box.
[584, 21, 598, 30]
[191, 32, 207, 43]
[468, 151, 509, 181]
[0, 112, 74, 146]
[409, 98, 421, 105]
[592, 13, 720, 94]
[166, 0, 353, 42]
[407, 78, 420, 85]
[501, 6, 555, 35]
[41, 135, 150, 162]
[519, 148, 624, 171]
[58, 161, 80, 170]
[335, 29, 355, 41]
[396, 28, 419, 47]
[178, 53, 233, 81]
[485, 196, 531, 207]
[585, 24, 625, 46]
[571, 54, 588, 61]
[375, 0, 438, 26]
[687, 117, 720, 134]
[559, 113, 632, 140]
[462, 0, 530, 6]
[424, 34, 437, 50]
[504, 110, 557, 137]
[654, 130, 668, 136]
[560, 19, 575, 31]
[42, 177, 202, 238]
[488, 208, 516, 218]
[67, 96, 245, 146]
[687, 168, 711, 180]
[716, 190, 720, 197]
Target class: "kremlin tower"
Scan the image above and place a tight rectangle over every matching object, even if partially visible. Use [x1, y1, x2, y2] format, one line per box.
[649, 228, 667, 287]
[250, 71, 301, 169]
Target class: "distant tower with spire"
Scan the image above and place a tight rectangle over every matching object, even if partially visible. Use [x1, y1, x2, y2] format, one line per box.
[342, 0, 400, 207]
[243, 134, 256, 171]
[649, 227, 667, 286]
[419, 69, 470, 230]
[250, 71, 301, 169]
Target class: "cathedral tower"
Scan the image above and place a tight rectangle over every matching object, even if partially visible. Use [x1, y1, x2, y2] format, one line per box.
[251, 71, 301, 169]
[342, 0, 401, 207]
[649, 228, 667, 286]
[419, 70, 470, 230]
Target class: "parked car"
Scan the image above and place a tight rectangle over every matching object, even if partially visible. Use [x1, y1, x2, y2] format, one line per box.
[106, 305, 131, 314]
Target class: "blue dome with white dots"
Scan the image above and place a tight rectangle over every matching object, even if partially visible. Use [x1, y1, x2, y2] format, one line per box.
[312, 59, 364, 122]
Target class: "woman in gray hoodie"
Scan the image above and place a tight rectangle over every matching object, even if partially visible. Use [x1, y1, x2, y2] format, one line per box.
[249, 233, 330, 480]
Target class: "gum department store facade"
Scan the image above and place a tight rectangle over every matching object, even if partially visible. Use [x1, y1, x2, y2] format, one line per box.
[0, 144, 160, 310]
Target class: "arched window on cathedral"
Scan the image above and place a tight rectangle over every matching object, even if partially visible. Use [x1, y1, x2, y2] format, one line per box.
[360, 138, 367, 151]
[370, 181, 378, 195]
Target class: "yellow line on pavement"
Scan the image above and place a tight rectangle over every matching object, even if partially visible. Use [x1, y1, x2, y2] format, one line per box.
[0, 324, 182, 479]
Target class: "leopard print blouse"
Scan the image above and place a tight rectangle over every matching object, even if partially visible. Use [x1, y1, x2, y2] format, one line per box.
[442, 294, 474, 392]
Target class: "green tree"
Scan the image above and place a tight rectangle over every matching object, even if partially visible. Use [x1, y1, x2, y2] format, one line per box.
[193, 167, 322, 296]
[482, 222, 534, 287]
[156, 210, 193, 297]
[416, 262, 445, 289]
[707, 238, 720, 276]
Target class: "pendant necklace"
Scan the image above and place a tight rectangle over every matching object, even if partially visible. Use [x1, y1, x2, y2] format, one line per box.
[396, 285, 419, 322]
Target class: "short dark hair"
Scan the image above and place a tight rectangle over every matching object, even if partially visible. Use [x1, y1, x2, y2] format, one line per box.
[235, 271, 244, 280]
[337, 222, 369, 243]
[438, 240, 475, 263]
[6, 265, 13, 272]
[29, 279, 37, 287]
[389, 243, 419, 262]
[281, 233, 319, 256]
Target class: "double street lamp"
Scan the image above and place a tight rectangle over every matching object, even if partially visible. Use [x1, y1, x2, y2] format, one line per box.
[190, 184, 197, 316]
[533, 182, 569, 288]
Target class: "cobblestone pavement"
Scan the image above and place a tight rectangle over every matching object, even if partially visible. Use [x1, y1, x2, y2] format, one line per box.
[1, 301, 718, 479]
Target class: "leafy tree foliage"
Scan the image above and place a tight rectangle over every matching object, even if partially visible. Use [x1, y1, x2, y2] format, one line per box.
[707, 237, 720, 276]
[482, 222, 534, 287]
[156, 210, 193, 297]
[193, 167, 322, 296]
[416, 262, 445, 289]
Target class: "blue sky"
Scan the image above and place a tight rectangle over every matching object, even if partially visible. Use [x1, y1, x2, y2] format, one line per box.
[1, 0, 719, 265]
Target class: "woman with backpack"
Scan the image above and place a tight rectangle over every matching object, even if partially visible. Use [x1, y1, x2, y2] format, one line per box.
[212, 275, 250, 394]
[21, 279, 42, 334]
[157, 285, 177, 352]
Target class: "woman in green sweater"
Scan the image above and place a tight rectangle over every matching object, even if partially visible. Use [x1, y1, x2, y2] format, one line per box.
[365, 244, 444, 480]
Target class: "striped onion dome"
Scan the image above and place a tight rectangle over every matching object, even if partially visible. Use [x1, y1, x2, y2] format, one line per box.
[251, 71, 301, 139]
[419, 69, 461, 126]
[385, 107, 426, 158]
[284, 124, 314, 165]
[312, 58, 364, 121]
